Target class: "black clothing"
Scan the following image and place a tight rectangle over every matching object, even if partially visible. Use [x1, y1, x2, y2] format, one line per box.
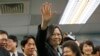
[0, 47, 10, 56]
[36, 25, 60, 56]
[17, 52, 24, 56]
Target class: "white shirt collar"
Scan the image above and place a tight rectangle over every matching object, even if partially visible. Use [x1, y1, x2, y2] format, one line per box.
[10, 51, 18, 56]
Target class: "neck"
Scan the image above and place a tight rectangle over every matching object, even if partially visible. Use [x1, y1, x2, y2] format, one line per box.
[10, 48, 16, 53]
[26, 55, 33, 56]
[84, 54, 92, 56]
[24, 53, 33, 56]
[49, 42, 58, 51]
[53, 45, 58, 51]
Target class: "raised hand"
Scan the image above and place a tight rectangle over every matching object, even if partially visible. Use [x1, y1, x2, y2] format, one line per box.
[41, 2, 53, 30]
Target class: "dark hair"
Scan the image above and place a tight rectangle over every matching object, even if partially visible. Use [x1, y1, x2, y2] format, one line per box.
[8, 35, 18, 47]
[0, 30, 8, 37]
[20, 35, 36, 51]
[80, 40, 94, 54]
[62, 40, 81, 56]
[93, 45, 100, 54]
[46, 24, 63, 44]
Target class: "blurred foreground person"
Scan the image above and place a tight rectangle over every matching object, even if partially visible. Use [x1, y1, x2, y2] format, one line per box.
[0, 30, 10, 56]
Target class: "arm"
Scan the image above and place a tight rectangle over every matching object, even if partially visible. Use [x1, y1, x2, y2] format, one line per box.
[36, 2, 53, 45]
[41, 2, 52, 30]
[36, 2, 53, 56]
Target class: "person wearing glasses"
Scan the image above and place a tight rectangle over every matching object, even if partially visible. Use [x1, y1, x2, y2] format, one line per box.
[0, 30, 10, 56]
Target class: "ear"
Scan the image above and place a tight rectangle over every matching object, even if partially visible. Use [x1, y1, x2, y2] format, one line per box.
[21, 46, 25, 52]
[22, 46, 24, 49]
[14, 42, 18, 47]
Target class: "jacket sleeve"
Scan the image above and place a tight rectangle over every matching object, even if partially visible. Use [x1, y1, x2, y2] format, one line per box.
[36, 24, 48, 46]
[36, 24, 48, 56]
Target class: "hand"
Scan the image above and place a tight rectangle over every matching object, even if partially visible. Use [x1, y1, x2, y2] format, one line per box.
[41, 2, 53, 30]
[41, 2, 52, 23]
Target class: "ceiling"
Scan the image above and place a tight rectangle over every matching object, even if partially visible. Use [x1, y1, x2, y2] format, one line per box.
[0, 0, 100, 35]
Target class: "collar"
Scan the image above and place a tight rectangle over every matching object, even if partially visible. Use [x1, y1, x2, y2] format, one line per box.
[10, 51, 18, 56]
[23, 53, 27, 56]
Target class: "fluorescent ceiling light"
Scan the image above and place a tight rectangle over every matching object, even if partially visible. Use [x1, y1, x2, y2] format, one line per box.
[59, 0, 100, 24]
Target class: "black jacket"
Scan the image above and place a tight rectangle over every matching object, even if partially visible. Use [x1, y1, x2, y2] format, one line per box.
[9, 52, 24, 56]
[17, 52, 24, 56]
[36, 25, 61, 56]
[0, 47, 10, 56]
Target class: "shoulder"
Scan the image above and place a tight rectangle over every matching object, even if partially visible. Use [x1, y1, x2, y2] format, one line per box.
[0, 47, 10, 56]
[17, 52, 24, 56]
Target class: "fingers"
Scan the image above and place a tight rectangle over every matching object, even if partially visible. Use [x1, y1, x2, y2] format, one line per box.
[45, 2, 51, 14]
[47, 3, 52, 16]
[40, 2, 53, 30]
[41, 2, 52, 15]
[41, 4, 44, 15]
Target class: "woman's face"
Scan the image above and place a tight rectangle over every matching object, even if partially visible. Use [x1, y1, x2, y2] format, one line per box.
[83, 44, 93, 55]
[63, 47, 76, 56]
[49, 28, 62, 46]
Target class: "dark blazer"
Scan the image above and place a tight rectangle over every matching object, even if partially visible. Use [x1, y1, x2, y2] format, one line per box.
[17, 52, 24, 56]
[0, 47, 10, 56]
[36, 25, 60, 56]
[9, 52, 24, 56]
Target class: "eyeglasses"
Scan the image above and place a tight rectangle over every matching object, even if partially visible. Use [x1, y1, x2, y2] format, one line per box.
[0, 38, 8, 42]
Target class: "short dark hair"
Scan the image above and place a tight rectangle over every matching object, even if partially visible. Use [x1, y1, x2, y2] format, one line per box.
[20, 35, 36, 51]
[8, 35, 18, 47]
[80, 40, 94, 54]
[62, 40, 81, 56]
[0, 30, 8, 36]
